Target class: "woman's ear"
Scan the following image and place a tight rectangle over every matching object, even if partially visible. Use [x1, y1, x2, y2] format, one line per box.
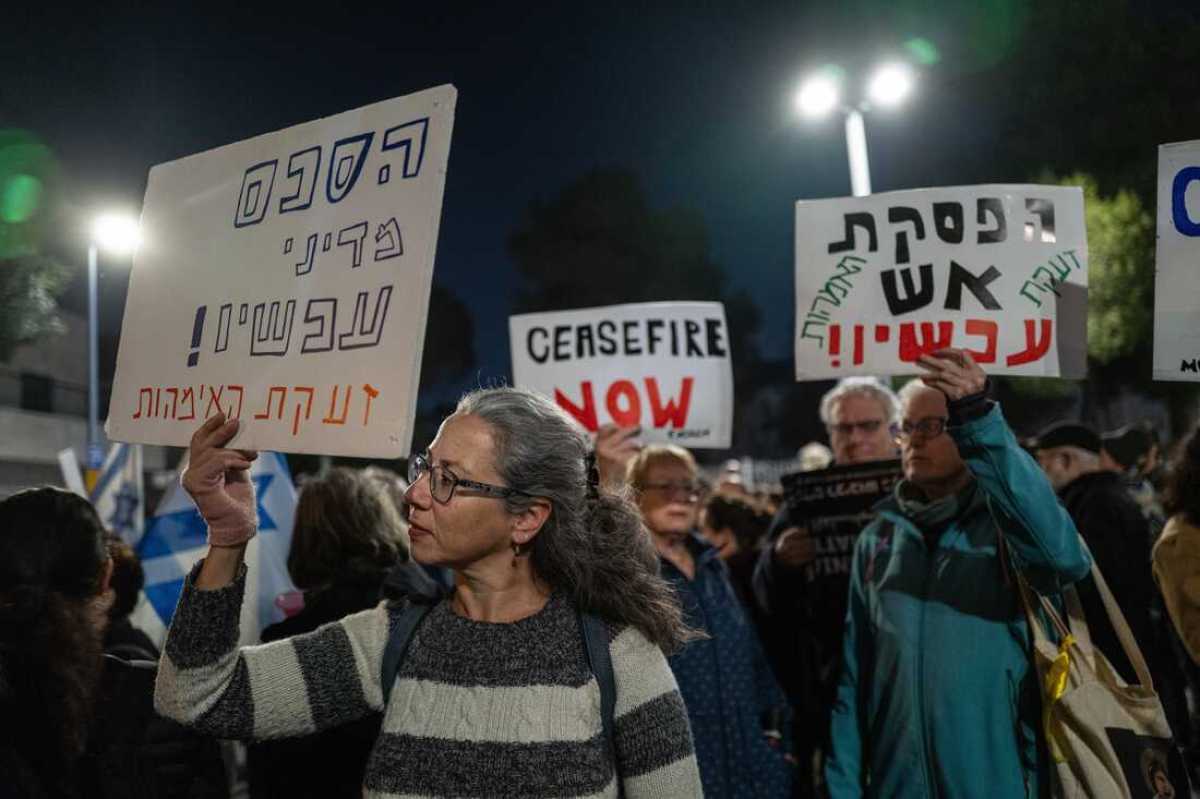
[511, 499, 552, 547]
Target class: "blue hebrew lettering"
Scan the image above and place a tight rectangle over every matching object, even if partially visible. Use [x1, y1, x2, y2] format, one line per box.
[215, 303, 233, 353]
[325, 133, 375, 204]
[294, 233, 318, 276]
[1172, 167, 1200, 237]
[250, 300, 296, 357]
[301, 298, 338, 353]
[337, 222, 368, 269]
[380, 118, 429, 181]
[234, 160, 278, 228]
[338, 286, 393, 350]
[373, 218, 403, 261]
[279, 146, 322, 214]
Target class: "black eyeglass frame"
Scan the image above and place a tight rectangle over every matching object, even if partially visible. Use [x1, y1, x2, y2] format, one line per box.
[639, 480, 703, 500]
[895, 416, 951, 440]
[408, 451, 533, 505]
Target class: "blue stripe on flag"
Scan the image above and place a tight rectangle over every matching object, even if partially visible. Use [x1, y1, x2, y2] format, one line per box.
[90, 444, 129, 503]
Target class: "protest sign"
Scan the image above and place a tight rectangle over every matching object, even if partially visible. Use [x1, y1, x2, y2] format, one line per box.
[509, 302, 734, 448]
[782, 459, 901, 529]
[1154, 141, 1200, 382]
[795, 185, 1088, 380]
[107, 85, 456, 456]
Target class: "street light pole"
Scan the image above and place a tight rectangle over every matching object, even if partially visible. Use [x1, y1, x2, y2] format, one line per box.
[844, 108, 871, 197]
[86, 243, 102, 483]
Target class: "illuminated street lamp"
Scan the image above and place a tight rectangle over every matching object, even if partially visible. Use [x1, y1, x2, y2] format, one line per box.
[794, 62, 916, 196]
[86, 212, 140, 484]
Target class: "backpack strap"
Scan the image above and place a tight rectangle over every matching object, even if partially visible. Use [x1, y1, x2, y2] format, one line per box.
[579, 611, 620, 789]
[381, 601, 435, 706]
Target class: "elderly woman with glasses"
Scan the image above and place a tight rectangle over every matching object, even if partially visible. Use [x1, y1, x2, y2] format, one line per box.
[627, 444, 793, 798]
[154, 387, 703, 799]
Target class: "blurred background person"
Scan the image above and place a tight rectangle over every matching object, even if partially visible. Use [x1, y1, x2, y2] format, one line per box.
[103, 534, 159, 662]
[629, 444, 792, 798]
[0, 487, 227, 798]
[752, 377, 900, 797]
[1155, 424, 1200, 663]
[700, 492, 771, 612]
[1102, 422, 1167, 536]
[247, 466, 423, 799]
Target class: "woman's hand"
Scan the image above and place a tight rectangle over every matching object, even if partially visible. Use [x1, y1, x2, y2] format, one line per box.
[182, 413, 259, 547]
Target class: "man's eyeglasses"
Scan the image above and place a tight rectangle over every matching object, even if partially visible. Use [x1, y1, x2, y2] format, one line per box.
[640, 481, 702, 501]
[407, 451, 531, 505]
[895, 417, 950, 441]
[828, 419, 887, 437]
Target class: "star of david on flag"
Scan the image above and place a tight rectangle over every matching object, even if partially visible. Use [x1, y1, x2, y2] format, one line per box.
[89, 443, 145, 549]
[129, 451, 298, 647]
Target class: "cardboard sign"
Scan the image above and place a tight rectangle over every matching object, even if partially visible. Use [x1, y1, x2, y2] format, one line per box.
[107, 85, 456, 457]
[795, 185, 1088, 380]
[782, 459, 901, 522]
[509, 302, 734, 448]
[1154, 141, 1200, 382]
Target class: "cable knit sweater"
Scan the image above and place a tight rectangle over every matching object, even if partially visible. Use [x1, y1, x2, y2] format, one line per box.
[154, 563, 702, 798]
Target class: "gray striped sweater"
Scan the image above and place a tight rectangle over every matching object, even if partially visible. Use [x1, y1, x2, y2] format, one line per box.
[154, 564, 703, 798]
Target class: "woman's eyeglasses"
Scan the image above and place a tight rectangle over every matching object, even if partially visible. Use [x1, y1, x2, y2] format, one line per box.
[640, 481, 702, 501]
[408, 452, 531, 505]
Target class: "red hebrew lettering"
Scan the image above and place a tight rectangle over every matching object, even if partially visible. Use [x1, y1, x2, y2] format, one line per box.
[964, 319, 998, 363]
[254, 386, 287, 420]
[322, 385, 351, 425]
[154, 388, 162, 418]
[898, 321, 954, 362]
[291, 386, 315, 436]
[1005, 319, 1053, 367]
[853, 325, 865, 366]
[874, 325, 891, 343]
[555, 382, 598, 431]
[828, 324, 842, 368]
[204, 385, 225, 418]
[361, 383, 379, 425]
[646, 377, 694, 429]
[179, 387, 196, 421]
[165, 388, 179, 419]
[606, 380, 641, 427]
[227, 385, 245, 419]
[132, 387, 153, 419]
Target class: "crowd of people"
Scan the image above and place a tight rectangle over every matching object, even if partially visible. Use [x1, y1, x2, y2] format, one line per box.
[3, 347, 1200, 797]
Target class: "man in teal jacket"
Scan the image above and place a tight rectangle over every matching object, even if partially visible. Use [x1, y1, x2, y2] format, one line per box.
[825, 349, 1091, 798]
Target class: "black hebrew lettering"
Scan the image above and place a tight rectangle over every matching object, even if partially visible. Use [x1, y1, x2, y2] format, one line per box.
[301, 298, 338, 354]
[1024, 199, 1056, 243]
[880, 264, 935, 316]
[338, 285, 393, 350]
[373, 218, 403, 261]
[337, 222, 368, 268]
[828, 212, 878, 254]
[215, 303, 233, 353]
[933, 201, 964, 244]
[325, 133, 374, 205]
[887, 206, 925, 264]
[944, 261, 1002, 311]
[250, 300, 296, 357]
[976, 197, 1006, 244]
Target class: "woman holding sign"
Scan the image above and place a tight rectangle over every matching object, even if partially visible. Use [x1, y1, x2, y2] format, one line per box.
[154, 387, 703, 799]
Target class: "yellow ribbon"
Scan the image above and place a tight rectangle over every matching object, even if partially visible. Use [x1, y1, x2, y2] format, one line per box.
[1043, 634, 1074, 763]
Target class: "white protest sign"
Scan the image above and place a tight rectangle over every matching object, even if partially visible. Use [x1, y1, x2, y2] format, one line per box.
[510, 302, 734, 449]
[107, 85, 456, 457]
[794, 185, 1088, 380]
[1154, 141, 1200, 382]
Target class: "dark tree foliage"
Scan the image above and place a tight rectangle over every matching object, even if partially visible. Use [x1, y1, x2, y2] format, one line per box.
[509, 167, 762, 393]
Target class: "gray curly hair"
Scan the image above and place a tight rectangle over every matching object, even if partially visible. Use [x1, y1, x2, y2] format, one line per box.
[454, 387, 694, 652]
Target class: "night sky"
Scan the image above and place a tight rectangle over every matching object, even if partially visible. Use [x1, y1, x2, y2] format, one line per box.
[3, 1, 1196, 404]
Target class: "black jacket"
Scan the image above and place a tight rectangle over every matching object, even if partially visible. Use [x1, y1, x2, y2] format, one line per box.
[0, 655, 228, 799]
[1058, 470, 1160, 683]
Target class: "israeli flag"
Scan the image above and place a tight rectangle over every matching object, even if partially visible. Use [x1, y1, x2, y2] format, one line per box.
[131, 451, 298, 647]
[89, 443, 145, 549]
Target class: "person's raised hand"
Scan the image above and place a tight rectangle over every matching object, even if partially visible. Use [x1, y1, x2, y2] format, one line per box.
[181, 414, 259, 547]
[773, 526, 816, 569]
[916, 348, 986, 402]
[594, 424, 642, 487]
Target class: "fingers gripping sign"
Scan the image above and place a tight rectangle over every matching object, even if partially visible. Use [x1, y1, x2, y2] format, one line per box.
[916, 348, 987, 401]
[182, 413, 260, 547]
[594, 424, 642, 487]
[773, 526, 817, 569]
